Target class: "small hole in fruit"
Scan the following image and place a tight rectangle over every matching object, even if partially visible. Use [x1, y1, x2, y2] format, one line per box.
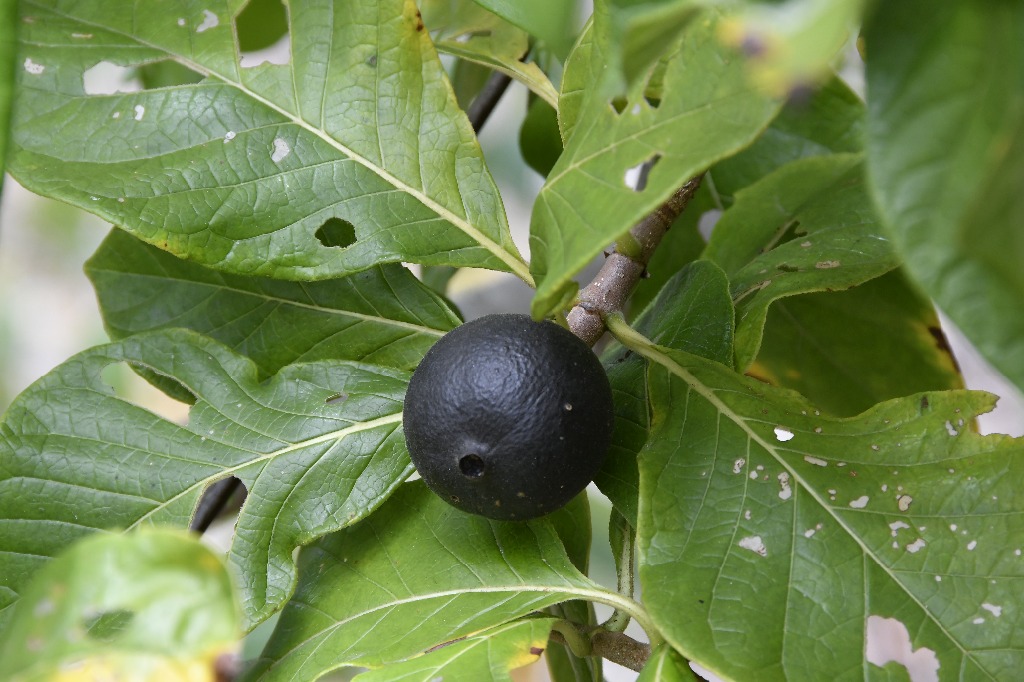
[459, 454, 485, 478]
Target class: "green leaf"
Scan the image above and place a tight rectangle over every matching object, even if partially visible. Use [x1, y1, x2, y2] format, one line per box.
[86, 229, 460, 375]
[638, 645, 697, 682]
[530, 7, 782, 317]
[0, 530, 239, 681]
[751, 270, 964, 417]
[609, 317, 1024, 680]
[424, 1, 559, 108]
[717, 0, 864, 96]
[703, 154, 898, 370]
[0, 329, 411, 629]
[711, 75, 865, 203]
[244, 482, 645, 681]
[0, 0, 15, 182]
[865, 0, 1024, 395]
[597, 260, 734, 522]
[469, 0, 578, 59]
[354, 618, 556, 682]
[10, 0, 529, 282]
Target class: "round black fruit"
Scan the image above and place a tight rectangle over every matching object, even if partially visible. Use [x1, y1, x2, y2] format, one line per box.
[403, 313, 614, 520]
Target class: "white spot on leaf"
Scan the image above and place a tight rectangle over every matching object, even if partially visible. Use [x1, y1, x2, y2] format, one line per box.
[773, 426, 794, 442]
[866, 615, 939, 682]
[196, 9, 219, 32]
[738, 536, 767, 557]
[889, 521, 910, 536]
[804, 455, 827, 467]
[945, 420, 958, 436]
[733, 458, 745, 474]
[973, 617, 985, 625]
[743, 510, 752, 520]
[23, 58, 45, 74]
[815, 260, 840, 269]
[133, 104, 145, 121]
[967, 540, 977, 551]
[271, 137, 291, 162]
[898, 495, 913, 512]
[982, 603, 1002, 618]
[224, 131, 236, 142]
[906, 538, 926, 553]
[849, 495, 869, 509]
[777, 472, 792, 500]
[177, 17, 186, 26]
[804, 523, 822, 538]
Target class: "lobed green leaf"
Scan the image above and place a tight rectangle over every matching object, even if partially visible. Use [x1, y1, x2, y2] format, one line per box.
[244, 483, 639, 681]
[10, 0, 528, 281]
[0, 329, 411, 630]
[610, 319, 1024, 680]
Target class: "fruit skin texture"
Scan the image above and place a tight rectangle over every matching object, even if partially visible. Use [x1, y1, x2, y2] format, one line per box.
[403, 313, 614, 520]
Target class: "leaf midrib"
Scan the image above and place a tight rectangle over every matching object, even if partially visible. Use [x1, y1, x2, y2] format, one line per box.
[25, 2, 533, 285]
[610, 318, 987, 676]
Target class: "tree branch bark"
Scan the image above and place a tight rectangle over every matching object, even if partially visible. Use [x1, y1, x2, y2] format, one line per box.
[567, 174, 705, 346]
[550, 629, 652, 673]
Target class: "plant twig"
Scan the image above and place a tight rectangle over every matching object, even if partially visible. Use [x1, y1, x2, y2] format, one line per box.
[467, 70, 513, 133]
[567, 174, 705, 346]
[190, 478, 242, 533]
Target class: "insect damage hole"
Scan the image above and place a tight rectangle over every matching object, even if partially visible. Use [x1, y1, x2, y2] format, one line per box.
[459, 454, 486, 478]
[83, 61, 142, 95]
[315, 217, 358, 249]
[236, 0, 291, 67]
[623, 154, 662, 192]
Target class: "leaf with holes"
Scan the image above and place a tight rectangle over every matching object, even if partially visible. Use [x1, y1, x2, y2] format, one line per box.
[597, 260, 734, 523]
[865, 0, 1024, 396]
[86, 228, 461, 377]
[353, 618, 557, 682]
[609, 317, 1024, 680]
[530, 7, 782, 317]
[244, 482, 648, 681]
[10, 0, 529, 282]
[0, 329, 411, 630]
[702, 153, 898, 370]
[0, 530, 239, 681]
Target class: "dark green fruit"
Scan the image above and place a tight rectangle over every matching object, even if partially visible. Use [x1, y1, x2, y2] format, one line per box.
[403, 313, 614, 520]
